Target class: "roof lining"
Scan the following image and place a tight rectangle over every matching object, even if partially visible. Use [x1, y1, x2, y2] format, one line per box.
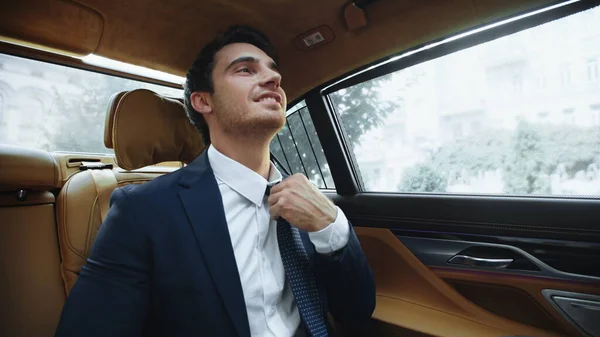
[0, 0, 104, 58]
[0, 0, 566, 101]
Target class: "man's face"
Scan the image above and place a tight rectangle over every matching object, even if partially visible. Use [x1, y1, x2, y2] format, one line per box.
[208, 42, 287, 140]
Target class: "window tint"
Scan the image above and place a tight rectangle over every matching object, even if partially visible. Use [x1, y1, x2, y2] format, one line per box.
[329, 5, 600, 196]
[0, 54, 182, 154]
[270, 101, 335, 189]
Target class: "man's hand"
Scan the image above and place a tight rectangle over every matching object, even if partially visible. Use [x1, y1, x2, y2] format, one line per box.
[268, 173, 337, 232]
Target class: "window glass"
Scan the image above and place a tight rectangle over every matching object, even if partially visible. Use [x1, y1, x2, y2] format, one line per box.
[329, 5, 600, 196]
[0, 54, 182, 154]
[270, 101, 335, 189]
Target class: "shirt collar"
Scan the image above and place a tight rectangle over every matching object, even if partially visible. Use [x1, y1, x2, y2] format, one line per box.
[207, 144, 282, 206]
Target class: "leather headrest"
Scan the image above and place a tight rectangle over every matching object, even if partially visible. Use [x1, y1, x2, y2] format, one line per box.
[104, 91, 128, 149]
[110, 89, 205, 170]
[0, 144, 60, 190]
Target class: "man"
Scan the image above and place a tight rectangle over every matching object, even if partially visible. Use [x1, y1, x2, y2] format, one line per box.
[55, 25, 375, 337]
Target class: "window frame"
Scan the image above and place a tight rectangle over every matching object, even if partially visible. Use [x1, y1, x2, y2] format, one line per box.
[271, 99, 337, 190]
[0, 43, 182, 90]
[297, 0, 600, 197]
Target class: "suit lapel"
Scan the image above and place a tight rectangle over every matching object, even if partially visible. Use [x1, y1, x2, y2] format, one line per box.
[177, 152, 250, 337]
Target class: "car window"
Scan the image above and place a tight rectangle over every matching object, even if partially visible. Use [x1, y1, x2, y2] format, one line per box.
[328, 5, 600, 196]
[0, 53, 183, 154]
[270, 101, 335, 189]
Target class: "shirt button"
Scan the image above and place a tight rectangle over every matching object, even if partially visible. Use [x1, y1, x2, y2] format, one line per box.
[268, 306, 276, 316]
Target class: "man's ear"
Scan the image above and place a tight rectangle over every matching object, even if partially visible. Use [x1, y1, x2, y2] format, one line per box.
[190, 92, 213, 115]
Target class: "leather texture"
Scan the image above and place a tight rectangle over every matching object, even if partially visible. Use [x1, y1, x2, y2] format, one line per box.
[89, 169, 118, 221]
[0, 0, 103, 58]
[0, 204, 66, 337]
[57, 169, 176, 294]
[104, 91, 128, 149]
[0, 144, 60, 190]
[434, 267, 600, 337]
[111, 89, 205, 170]
[355, 227, 565, 337]
[56, 167, 167, 294]
[0, 190, 55, 206]
[53, 153, 117, 188]
[0, 144, 65, 337]
[56, 88, 198, 294]
[446, 279, 563, 332]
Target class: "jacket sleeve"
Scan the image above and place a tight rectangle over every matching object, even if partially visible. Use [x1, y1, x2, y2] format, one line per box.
[313, 223, 376, 333]
[55, 187, 150, 337]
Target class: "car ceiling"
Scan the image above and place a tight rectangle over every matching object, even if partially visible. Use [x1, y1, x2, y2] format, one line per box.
[1, 0, 558, 100]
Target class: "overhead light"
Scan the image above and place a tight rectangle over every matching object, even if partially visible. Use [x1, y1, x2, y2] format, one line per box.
[81, 54, 185, 85]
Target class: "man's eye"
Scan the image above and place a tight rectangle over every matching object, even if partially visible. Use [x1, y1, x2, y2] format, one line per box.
[238, 67, 251, 73]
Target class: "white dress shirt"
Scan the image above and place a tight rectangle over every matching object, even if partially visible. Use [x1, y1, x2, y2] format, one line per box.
[207, 145, 350, 337]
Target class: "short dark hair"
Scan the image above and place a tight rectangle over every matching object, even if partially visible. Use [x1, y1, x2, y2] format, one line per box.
[183, 25, 279, 145]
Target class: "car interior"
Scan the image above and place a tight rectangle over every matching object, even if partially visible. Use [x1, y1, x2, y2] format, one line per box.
[1, 0, 599, 336]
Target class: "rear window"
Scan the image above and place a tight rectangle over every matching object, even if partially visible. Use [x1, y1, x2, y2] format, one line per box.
[328, 4, 600, 196]
[270, 101, 335, 189]
[0, 54, 182, 154]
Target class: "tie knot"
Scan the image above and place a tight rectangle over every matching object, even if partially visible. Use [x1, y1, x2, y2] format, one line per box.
[265, 182, 278, 197]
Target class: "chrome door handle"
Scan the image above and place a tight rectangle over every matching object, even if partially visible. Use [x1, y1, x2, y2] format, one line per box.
[448, 255, 514, 269]
[568, 299, 600, 312]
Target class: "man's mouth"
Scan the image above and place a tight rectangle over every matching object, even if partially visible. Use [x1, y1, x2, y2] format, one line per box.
[255, 92, 282, 104]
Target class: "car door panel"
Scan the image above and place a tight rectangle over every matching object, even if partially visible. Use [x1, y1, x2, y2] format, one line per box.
[322, 182, 600, 337]
[354, 227, 569, 337]
[434, 268, 600, 336]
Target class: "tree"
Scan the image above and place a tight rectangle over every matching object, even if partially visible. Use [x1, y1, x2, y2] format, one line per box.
[271, 76, 401, 188]
[398, 163, 447, 192]
[538, 125, 600, 176]
[329, 77, 400, 147]
[413, 117, 600, 195]
[429, 129, 510, 176]
[43, 75, 151, 154]
[503, 121, 550, 194]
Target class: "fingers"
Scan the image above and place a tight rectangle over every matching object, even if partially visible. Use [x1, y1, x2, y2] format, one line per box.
[269, 204, 280, 220]
[268, 173, 315, 222]
[268, 193, 285, 220]
[269, 173, 308, 195]
[267, 188, 281, 208]
[269, 181, 284, 195]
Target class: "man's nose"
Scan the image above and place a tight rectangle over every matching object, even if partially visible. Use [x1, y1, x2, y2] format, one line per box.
[260, 69, 282, 90]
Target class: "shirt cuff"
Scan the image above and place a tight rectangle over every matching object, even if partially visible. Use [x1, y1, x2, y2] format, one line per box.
[308, 206, 351, 254]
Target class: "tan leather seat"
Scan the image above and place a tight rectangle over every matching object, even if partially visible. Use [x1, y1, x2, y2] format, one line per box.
[0, 145, 66, 337]
[56, 89, 205, 294]
[103, 90, 128, 150]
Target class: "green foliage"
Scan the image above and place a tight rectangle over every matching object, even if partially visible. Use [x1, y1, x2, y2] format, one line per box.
[45, 83, 107, 153]
[273, 77, 399, 187]
[398, 163, 447, 192]
[538, 125, 600, 175]
[420, 120, 600, 194]
[429, 129, 511, 176]
[43, 76, 149, 154]
[503, 121, 550, 194]
[329, 77, 400, 147]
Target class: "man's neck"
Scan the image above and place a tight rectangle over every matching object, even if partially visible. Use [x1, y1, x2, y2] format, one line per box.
[210, 136, 271, 180]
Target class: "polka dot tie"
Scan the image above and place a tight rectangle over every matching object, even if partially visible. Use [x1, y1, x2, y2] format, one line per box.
[266, 184, 328, 337]
[277, 221, 328, 337]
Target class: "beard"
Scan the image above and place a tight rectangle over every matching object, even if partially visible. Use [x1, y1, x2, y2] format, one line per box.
[212, 92, 286, 141]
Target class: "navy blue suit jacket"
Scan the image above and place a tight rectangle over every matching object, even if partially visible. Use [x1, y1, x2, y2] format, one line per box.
[55, 151, 375, 337]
